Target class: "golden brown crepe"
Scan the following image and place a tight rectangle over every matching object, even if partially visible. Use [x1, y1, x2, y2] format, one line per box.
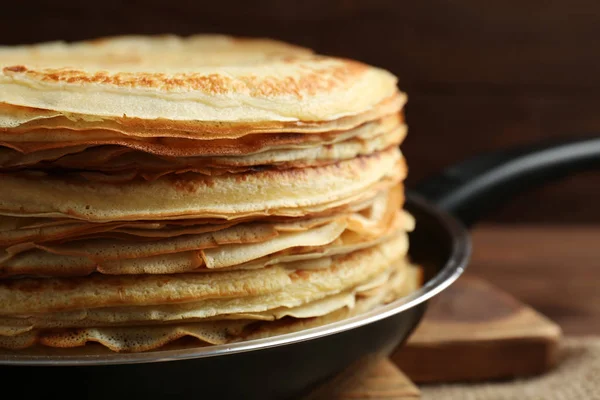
[0, 34, 418, 353]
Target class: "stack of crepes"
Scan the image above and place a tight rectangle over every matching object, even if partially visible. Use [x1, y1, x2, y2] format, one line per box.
[0, 35, 420, 353]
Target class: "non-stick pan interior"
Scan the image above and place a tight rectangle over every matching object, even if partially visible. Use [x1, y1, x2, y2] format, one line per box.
[405, 191, 469, 284]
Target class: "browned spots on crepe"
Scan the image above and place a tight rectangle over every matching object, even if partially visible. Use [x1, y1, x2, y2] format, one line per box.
[3, 57, 366, 99]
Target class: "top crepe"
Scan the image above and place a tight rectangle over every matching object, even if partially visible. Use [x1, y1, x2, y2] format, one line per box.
[0, 34, 404, 130]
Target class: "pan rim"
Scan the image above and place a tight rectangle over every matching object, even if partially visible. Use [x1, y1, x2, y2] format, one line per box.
[0, 192, 470, 366]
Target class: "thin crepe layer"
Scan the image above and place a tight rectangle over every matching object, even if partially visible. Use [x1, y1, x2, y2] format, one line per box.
[0, 256, 401, 333]
[0, 186, 409, 277]
[0, 94, 404, 140]
[0, 35, 403, 126]
[0, 231, 408, 316]
[0, 112, 402, 154]
[0, 126, 406, 177]
[0, 184, 393, 247]
[0, 147, 404, 222]
[0, 260, 422, 352]
[0, 65, 401, 126]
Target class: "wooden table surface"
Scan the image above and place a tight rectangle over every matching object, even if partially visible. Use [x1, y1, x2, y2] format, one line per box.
[467, 224, 600, 335]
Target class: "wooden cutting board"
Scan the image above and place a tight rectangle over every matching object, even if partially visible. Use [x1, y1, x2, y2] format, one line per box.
[392, 275, 563, 383]
[305, 358, 421, 400]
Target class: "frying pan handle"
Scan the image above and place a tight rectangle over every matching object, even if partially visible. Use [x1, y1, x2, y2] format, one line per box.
[411, 135, 600, 227]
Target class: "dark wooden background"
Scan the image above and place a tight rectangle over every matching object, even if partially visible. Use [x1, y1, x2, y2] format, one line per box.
[3, 0, 600, 224]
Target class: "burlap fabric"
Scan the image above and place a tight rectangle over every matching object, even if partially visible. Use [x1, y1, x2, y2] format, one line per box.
[421, 337, 600, 399]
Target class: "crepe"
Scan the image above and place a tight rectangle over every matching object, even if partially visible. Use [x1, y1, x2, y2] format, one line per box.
[0, 35, 402, 129]
[0, 259, 423, 352]
[0, 34, 418, 354]
[0, 184, 398, 247]
[0, 121, 406, 173]
[0, 147, 404, 222]
[0, 231, 407, 315]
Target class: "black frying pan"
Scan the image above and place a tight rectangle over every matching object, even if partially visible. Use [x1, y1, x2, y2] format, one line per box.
[1, 136, 598, 400]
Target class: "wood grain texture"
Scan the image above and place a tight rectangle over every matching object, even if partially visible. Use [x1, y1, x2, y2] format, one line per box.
[392, 276, 562, 383]
[335, 360, 420, 400]
[306, 358, 420, 400]
[2, 0, 600, 222]
[469, 224, 600, 335]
